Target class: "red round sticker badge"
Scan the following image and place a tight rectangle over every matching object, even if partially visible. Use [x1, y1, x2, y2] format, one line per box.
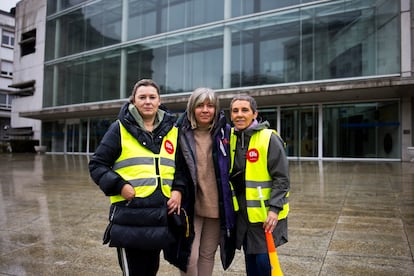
[164, 140, 174, 154]
[246, 148, 259, 162]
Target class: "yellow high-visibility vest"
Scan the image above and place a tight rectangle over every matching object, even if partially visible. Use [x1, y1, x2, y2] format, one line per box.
[230, 128, 289, 222]
[110, 121, 178, 203]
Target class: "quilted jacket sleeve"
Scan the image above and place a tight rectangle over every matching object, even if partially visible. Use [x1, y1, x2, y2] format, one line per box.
[88, 121, 129, 196]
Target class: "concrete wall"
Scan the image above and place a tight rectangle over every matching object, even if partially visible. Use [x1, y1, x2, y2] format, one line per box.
[11, 0, 46, 142]
[401, 0, 414, 161]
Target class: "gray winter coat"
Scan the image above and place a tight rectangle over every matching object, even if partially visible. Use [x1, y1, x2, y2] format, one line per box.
[230, 120, 289, 254]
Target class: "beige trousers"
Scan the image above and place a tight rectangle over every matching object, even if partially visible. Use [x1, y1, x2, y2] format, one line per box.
[180, 215, 220, 276]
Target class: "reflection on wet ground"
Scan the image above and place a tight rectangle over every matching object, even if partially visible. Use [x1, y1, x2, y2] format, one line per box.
[0, 154, 413, 275]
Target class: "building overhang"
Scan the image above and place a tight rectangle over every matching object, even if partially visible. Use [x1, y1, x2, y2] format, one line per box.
[19, 76, 414, 121]
[222, 76, 414, 107]
[19, 100, 127, 121]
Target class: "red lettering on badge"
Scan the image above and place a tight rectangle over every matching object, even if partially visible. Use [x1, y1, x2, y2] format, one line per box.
[164, 140, 174, 154]
[246, 148, 259, 162]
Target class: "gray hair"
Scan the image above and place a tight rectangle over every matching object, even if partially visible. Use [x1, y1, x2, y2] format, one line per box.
[187, 87, 220, 129]
[230, 95, 258, 113]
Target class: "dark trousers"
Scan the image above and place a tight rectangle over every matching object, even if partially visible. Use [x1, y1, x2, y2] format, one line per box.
[244, 252, 271, 276]
[243, 237, 271, 276]
[117, 247, 161, 276]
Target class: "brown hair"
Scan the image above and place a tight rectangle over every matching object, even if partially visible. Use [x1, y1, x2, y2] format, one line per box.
[129, 79, 160, 103]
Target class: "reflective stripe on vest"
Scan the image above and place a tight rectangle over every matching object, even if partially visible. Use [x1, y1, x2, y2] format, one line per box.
[230, 183, 239, 211]
[230, 128, 289, 222]
[110, 121, 178, 203]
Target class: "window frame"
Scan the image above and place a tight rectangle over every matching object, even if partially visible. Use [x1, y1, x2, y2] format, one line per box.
[1, 29, 15, 48]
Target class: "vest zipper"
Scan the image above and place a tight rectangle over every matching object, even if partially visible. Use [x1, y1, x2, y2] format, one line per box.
[155, 157, 161, 189]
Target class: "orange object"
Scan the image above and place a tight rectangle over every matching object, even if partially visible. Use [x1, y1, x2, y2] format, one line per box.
[265, 231, 283, 276]
[258, 186, 284, 276]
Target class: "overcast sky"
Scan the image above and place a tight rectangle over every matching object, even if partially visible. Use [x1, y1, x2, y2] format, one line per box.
[0, 0, 19, 12]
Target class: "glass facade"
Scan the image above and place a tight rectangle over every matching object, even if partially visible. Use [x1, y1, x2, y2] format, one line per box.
[42, 0, 402, 158]
[44, 0, 400, 106]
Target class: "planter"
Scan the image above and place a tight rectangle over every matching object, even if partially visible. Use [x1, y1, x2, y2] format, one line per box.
[34, 145, 47, 154]
[10, 140, 38, 153]
[407, 147, 414, 162]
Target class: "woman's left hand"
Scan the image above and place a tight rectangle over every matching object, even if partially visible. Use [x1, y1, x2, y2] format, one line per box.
[167, 190, 182, 215]
[264, 210, 278, 233]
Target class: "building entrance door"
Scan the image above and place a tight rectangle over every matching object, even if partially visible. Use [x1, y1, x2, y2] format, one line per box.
[281, 105, 318, 158]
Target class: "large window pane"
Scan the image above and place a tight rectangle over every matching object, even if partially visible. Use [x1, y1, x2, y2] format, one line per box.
[42, 121, 65, 152]
[44, 51, 120, 107]
[128, 0, 223, 40]
[47, 1, 122, 59]
[127, 27, 224, 94]
[163, 0, 223, 31]
[231, 10, 301, 87]
[323, 101, 400, 158]
[232, 0, 314, 17]
[84, 2, 122, 50]
[62, 11, 86, 56]
[47, 0, 88, 15]
[127, 46, 158, 94]
[43, 66, 54, 107]
[230, 0, 400, 87]
[304, 0, 400, 80]
[376, 1, 400, 74]
[165, 35, 223, 92]
[66, 122, 80, 153]
[44, 20, 56, 61]
[128, 1, 158, 40]
[89, 118, 114, 152]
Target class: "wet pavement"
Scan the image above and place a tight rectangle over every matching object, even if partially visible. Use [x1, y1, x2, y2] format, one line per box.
[0, 153, 413, 276]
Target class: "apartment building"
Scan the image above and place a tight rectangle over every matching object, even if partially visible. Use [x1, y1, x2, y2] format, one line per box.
[0, 9, 15, 145]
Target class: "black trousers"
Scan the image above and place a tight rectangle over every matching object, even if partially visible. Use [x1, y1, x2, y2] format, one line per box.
[117, 247, 161, 276]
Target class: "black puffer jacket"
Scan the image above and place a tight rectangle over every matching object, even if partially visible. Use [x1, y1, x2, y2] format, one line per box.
[89, 102, 187, 251]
